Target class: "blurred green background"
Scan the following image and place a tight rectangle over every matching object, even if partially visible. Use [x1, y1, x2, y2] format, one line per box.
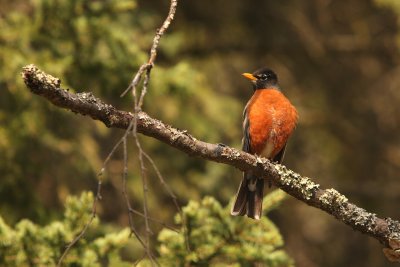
[1, 0, 400, 266]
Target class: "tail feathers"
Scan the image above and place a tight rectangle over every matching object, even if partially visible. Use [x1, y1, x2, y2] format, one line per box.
[231, 173, 264, 220]
[231, 177, 248, 216]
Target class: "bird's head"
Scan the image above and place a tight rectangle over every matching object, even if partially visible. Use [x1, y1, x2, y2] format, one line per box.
[242, 67, 278, 90]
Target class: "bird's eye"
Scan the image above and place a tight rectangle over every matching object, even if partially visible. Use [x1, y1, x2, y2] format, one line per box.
[259, 74, 268, 80]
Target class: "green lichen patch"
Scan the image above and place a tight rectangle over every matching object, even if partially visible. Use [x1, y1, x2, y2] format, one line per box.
[23, 64, 61, 90]
[347, 206, 376, 230]
[273, 164, 319, 200]
[319, 188, 348, 208]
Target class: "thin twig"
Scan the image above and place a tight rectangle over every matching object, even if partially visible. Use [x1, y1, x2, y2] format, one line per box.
[57, 178, 102, 266]
[142, 151, 179, 212]
[132, 122, 153, 254]
[133, 254, 146, 267]
[128, 207, 179, 233]
[121, 0, 179, 98]
[138, 68, 151, 110]
[122, 137, 155, 259]
[148, 0, 179, 64]
[57, 113, 147, 265]
[120, 63, 150, 98]
[57, 121, 134, 265]
[100, 129, 130, 172]
[142, 151, 191, 250]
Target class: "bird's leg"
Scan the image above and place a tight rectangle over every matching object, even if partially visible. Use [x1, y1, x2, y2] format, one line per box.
[255, 154, 273, 188]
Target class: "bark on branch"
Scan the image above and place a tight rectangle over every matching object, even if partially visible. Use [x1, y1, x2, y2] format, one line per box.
[21, 64, 400, 261]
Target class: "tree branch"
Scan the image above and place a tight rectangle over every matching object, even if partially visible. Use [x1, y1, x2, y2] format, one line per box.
[22, 64, 400, 261]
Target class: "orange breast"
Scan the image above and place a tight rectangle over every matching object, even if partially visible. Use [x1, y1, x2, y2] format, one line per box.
[246, 89, 298, 158]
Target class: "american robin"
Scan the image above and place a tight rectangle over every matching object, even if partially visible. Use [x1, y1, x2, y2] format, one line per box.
[231, 67, 298, 220]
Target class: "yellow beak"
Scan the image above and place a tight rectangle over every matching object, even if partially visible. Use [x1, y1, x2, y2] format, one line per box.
[242, 73, 257, 81]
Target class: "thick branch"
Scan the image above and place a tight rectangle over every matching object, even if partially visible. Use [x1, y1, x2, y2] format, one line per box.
[22, 64, 400, 260]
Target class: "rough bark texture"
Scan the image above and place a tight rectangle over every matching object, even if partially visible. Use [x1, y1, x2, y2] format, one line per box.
[22, 64, 400, 261]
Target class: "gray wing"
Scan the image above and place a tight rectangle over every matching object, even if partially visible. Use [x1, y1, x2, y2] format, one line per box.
[242, 106, 251, 153]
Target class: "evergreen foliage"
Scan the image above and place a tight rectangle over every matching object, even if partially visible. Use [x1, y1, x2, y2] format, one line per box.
[0, 191, 292, 266]
[0, 192, 131, 266]
[158, 191, 293, 266]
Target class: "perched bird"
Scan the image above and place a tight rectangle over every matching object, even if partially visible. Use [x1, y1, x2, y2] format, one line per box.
[231, 67, 298, 220]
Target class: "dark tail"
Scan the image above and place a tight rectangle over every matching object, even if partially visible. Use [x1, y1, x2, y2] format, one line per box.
[231, 172, 264, 220]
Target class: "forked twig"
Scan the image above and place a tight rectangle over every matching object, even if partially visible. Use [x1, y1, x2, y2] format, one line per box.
[122, 137, 156, 262]
[56, 0, 180, 265]
[120, 0, 180, 263]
